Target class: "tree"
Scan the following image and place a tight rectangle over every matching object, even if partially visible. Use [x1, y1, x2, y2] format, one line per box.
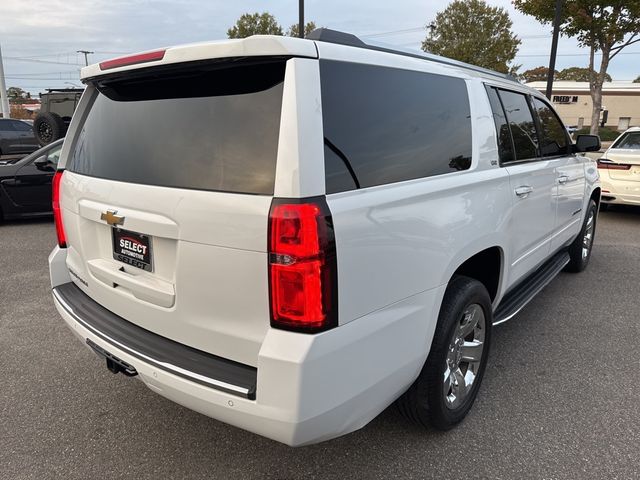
[422, 0, 521, 74]
[520, 66, 557, 82]
[514, 1, 640, 135]
[634, 75, 640, 83]
[227, 12, 283, 39]
[556, 66, 612, 82]
[7, 87, 30, 101]
[287, 21, 317, 38]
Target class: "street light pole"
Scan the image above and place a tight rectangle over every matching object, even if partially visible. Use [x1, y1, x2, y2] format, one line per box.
[0, 43, 10, 118]
[298, 0, 304, 38]
[545, 0, 563, 100]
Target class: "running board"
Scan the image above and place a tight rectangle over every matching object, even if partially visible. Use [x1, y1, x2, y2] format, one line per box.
[493, 251, 570, 325]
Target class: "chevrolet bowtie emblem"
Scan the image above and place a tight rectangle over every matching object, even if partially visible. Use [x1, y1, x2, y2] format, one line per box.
[101, 210, 125, 226]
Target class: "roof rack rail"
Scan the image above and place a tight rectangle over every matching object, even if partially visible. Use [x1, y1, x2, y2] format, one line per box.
[306, 28, 519, 83]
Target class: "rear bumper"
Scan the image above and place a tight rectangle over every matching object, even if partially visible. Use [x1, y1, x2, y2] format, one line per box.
[52, 272, 441, 446]
[600, 177, 640, 205]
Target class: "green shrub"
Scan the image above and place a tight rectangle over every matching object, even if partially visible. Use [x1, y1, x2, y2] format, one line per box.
[577, 127, 620, 141]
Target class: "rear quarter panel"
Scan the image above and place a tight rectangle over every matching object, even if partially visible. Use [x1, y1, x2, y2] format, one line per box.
[326, 79, 511, 327]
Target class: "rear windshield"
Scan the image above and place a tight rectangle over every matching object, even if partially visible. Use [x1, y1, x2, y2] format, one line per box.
[69, 59, 286, 195]
[611, 131, 640, 150]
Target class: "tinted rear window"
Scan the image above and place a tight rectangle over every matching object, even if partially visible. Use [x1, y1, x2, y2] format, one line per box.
[320, 61, 472, 193]
[69, 60, 286, 195]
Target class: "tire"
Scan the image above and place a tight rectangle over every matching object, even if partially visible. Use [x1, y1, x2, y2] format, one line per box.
[565, 199, 597, 273]
[34, 112, 66, 146]
[397, 275, 492, 430]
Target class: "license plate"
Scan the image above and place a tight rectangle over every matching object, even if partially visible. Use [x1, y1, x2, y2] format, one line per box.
[112, 228, 153, 272]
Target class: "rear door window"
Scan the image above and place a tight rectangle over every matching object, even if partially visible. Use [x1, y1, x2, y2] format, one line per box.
[485, 86, 515, 163]
[320, 61, 473, 193]
[69, 59, 286, 195]
[497, 90, 539, 161]
[531, 97, 569, 157]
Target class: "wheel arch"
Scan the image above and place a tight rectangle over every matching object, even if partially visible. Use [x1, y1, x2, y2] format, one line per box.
[450, 246, 504, 303]
[590, 187, 601, 208]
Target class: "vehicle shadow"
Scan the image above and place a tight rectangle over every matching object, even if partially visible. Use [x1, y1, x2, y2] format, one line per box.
[1, 215, 53, 226]
[600, 204, 640, 216]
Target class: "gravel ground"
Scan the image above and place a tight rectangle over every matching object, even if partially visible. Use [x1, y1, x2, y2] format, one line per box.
[1, 206, 639, 480]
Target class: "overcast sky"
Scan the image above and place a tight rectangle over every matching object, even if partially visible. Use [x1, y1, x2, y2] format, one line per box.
[2, 0, 639, 96]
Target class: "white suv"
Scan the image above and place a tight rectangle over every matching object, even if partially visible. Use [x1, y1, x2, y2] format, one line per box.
[49, 29, 602, 446]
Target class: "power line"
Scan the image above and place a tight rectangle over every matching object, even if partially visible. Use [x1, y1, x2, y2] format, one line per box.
[517, 51, 640, 57]
[362, 26, 552, 40]
[362, 27, 426, 38]
[5, 71, 79, 76]
[5, 77, 80, 80]
[4, 57, 84, 66]
[7, 51, 79, 59]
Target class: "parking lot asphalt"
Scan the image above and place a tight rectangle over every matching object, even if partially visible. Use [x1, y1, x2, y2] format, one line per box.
[1, 207, 639, 480]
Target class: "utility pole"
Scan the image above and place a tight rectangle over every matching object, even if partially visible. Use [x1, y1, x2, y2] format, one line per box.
[298, 0, 304, 38]
[545, 0, 563, 100]
[77, 50, 94, 67]
[0, 43, 10, 118]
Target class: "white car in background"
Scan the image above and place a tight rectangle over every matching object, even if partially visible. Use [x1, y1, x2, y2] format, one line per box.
[598, 127, 640, 206]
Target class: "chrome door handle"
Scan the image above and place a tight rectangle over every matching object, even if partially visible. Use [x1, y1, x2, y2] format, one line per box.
[558, 175, 569, 184]
[515, 186, 533, 197]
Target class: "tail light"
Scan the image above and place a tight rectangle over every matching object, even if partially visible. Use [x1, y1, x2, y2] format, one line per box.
[597, 159, 632, 170]
[268, 198, 338, 333]
[52, 170, 67, 248]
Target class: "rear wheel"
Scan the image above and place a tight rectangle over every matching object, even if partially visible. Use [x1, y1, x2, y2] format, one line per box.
[34, 112, 66, 146]
[397, 276, 492, 430]
[565, 199, 597, 273]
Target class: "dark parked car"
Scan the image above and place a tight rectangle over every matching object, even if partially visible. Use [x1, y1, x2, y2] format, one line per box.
[0, 118, 40, 156]
[0, 138, 63, 220]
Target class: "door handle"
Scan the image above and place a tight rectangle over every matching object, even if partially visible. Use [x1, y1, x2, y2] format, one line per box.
[557, 175, 569, 184]
[515, 186, 533, 198]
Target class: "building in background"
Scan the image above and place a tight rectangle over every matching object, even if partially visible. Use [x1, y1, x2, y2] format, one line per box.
[526, 81, 640, 130]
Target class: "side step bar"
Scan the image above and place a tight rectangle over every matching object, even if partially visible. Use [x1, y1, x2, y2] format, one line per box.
[493, 251, 570, 325]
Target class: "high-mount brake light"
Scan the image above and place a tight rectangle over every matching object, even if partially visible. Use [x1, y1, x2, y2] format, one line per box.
[268, 198, 338, 333]
[99, 50, 166, 70]
[52, 170, 67, 248]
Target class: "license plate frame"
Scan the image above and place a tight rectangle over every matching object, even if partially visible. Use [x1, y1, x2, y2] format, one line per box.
[112, 227, 153, 272]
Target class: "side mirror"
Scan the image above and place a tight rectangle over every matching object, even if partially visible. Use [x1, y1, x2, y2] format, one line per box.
[575, 134, 601, 153]
[34, 156, 53, 171]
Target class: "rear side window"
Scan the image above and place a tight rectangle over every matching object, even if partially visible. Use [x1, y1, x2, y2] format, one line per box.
[612, 131, 640, 149]
[0, 120, 15, 131]
[69, 59, 286, 195]
[320, 61, 472, 193]
[498, 90, 539, 161]
[11, 120, 32, 132]
[47, 144, 63, 166]
[531, 97, 569, 157]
